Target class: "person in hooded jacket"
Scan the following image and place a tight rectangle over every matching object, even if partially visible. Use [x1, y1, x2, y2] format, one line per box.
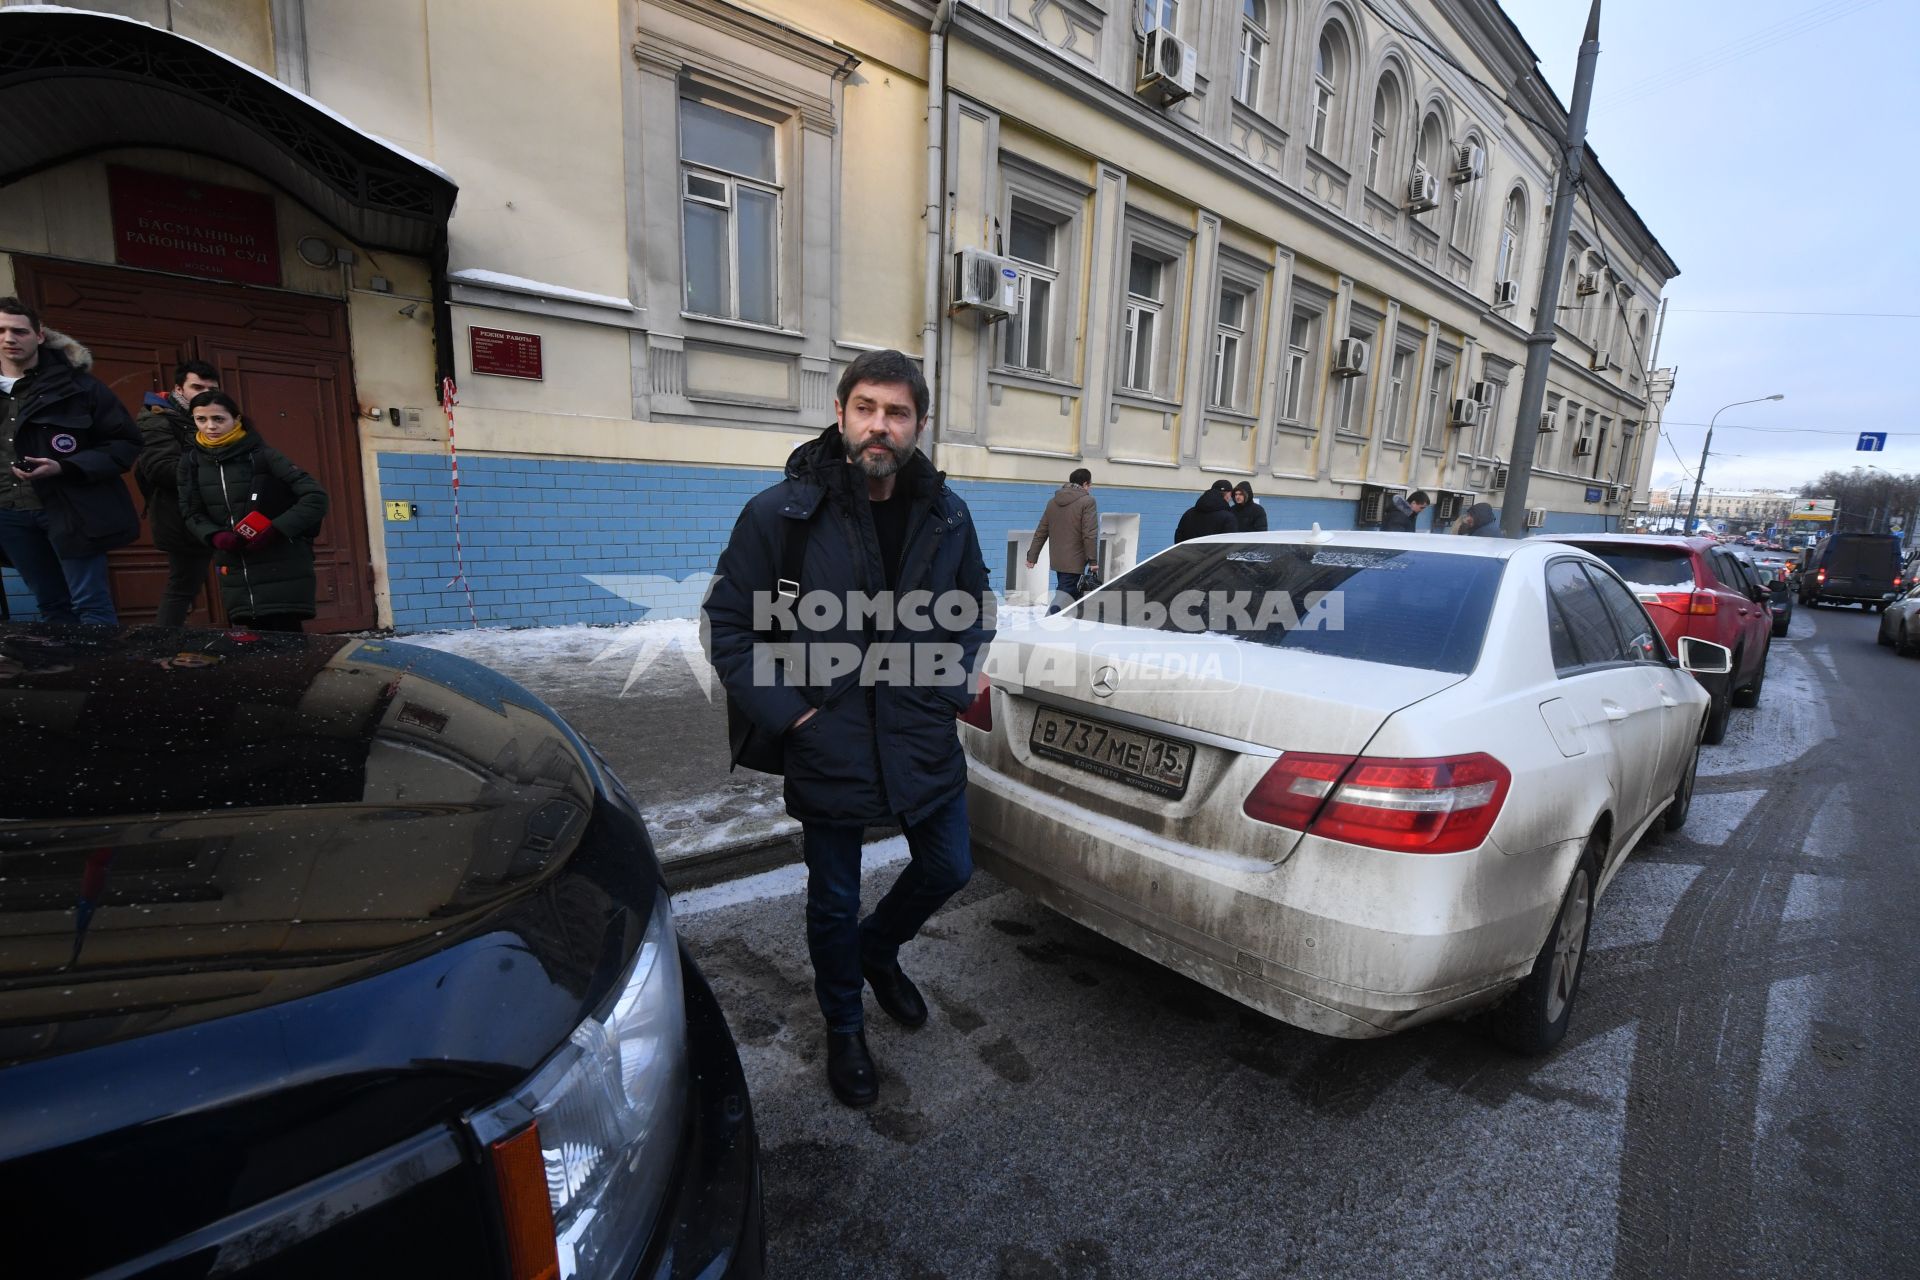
[0, 298, 141, 626]
[178, 391, 329, 632]
[1379, 489, 1429, 533]
[703, 349, 993, 1109]
[1025, 467, 1097, 613]
[1455, 501, 1502, 537]
[1174, 480, 1239, 543]
[1231, 481, 1268, 533]
[135, 360, 222, 627]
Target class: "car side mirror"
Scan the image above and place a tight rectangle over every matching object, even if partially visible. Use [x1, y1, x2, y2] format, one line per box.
[1678, 636, 1733, 675]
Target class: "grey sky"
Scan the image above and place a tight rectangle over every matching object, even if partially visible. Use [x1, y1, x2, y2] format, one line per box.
[1500, 0, 1918, 497]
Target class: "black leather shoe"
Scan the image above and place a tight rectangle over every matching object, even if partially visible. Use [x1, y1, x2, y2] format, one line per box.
[826, 1030, 877, 1108]
[861, 956, 929, 1029]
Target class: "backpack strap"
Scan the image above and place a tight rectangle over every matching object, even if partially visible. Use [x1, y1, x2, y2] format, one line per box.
[768, 515, 810, 641]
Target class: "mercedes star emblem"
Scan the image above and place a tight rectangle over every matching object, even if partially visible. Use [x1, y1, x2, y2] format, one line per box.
[1091, 666, 1118, 698]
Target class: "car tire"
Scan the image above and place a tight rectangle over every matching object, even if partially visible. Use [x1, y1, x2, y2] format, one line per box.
[1702, 678, 1732, 745]
[1879, 619, 1895, 647]
[1732, 643, 1766, 707]
[1900, 623, 1920, 659]
[1486, 840, 1599, 1056]
[1662, 738, 1700, 833]
[1771, 613, 1790, 638]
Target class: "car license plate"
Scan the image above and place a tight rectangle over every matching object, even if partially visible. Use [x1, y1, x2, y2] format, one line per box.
[1028, 706, 1194, 798]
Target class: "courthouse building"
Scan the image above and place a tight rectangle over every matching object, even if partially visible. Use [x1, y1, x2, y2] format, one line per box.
[0, 0, 1677, 630]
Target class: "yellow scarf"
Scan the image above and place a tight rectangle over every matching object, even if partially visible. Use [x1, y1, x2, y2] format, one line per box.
[196, 425, 249, 450]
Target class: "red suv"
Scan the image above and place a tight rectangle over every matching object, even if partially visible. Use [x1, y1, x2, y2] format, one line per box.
[1539, 534, 1772, 744]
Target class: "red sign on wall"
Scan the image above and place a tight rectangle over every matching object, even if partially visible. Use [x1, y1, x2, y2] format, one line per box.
[106, 166, 281, 287]
[469, 326, 544, 380]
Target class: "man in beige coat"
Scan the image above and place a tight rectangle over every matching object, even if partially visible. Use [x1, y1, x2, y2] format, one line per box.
[1025, 467, 1098, 612]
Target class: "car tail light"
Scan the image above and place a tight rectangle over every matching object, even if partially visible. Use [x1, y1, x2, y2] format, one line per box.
[1688, 592, 1718, 615]
[1817, 568, 1827, 583]
[1244, 752, 1511, 854]
[491, 1125, 562, 1280]
[958, 684, 993, 731]
[1648, 592, 1693, 615]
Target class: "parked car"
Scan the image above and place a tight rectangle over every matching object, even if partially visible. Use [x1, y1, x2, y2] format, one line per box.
[1731, 547, 1796, 637]
[1537, 534, 1772, 743]
[1800, 532, 1904, 610]
[1878, 583, 1920, 655]
[958, 532, 1726, 1056]
[0, 625, 763, 1280]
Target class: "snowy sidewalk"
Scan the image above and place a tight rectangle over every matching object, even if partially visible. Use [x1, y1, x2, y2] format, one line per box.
[406, 606, 1046, 877]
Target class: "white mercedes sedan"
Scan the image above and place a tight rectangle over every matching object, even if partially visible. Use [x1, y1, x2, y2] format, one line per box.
[959, 531, 1729, 1054]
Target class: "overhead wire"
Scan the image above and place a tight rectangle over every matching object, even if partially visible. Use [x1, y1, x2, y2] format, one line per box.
[1597, 0, 1883, 109]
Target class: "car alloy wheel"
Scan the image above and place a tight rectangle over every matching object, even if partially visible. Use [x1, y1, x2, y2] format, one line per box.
[1486, 841, 1600, 1056]
[1544, 868, 1592, 1025]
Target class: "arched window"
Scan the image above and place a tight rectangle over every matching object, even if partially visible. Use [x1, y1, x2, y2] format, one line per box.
[1558, 251, 1581, 323]
[1450, 134, 1483, 253]
[1495, 185, 1526, 284]
[1366, 73, 1403, 192]
[1236, 0, 1268, 106]
[1310, 27, 1346, 155]
[1415, 111, 1445, 218]
[1633, 314, 1651, 380]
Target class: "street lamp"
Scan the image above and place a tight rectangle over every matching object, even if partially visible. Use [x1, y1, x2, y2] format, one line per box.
[1685, 394, 1784, 533]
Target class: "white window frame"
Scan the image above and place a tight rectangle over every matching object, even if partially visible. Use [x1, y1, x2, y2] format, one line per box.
[1113, 212, 1191, 404]
[1329, 314, 1378, 439]
[1415, 110, 1446, 227]
[1281, 297, 1325, 427]
[1142, 0, 1179, 33]
[1237, 0, 1269, 106]
[1310, 29, 1341, 155]
[1210, 279, 1258, 412]
[1004, 202, 1062, 375]
[1121, 250, 1165, 395]
[996, 157, 1087, 384]
[1384, 335, 1418, 444]
[1449, 134, 1483, 254]
[1365, 75, 1401, 193]
[678, 93, 784, 327]
[1422, 351, 1456, 452]
[1475, 374, 1505, 459]
[1496, 186, 1525, 285]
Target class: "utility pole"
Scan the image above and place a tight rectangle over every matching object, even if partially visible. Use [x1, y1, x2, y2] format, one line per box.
[1500, 0, 1602, 539]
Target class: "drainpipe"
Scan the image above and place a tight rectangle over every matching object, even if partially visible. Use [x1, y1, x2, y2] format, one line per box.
[923, 0, 956, 456]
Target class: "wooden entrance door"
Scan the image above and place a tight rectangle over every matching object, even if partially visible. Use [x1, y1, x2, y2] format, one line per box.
[14, 257, 376, 632]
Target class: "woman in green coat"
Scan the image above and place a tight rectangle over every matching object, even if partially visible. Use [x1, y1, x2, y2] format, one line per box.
[177, 391, 329, 632]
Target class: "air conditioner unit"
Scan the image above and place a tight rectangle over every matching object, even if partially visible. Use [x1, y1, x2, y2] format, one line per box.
[1358, 486, 1387, 526]
[1407, 166, 1441, 213]
[1538, 411, 1559, 433]
[1137, 29, 1197, 105]
[1526, 507, 1547, 529]
[1492, 465, 1510, 489]
[1332, 337, 1370, 378]
[1590, 348, 1614, 371]
[952, 248, 1020, 319]
[1470, 380, 1495, 405]
[1449, 398, 1479, 428]
[1493, 280, 1520, 307]
[1434, 493, 1464, 523]
[1451, 143, 1486, 183]
[1606, 483, 1623, 503]
[1576, 271, 1603, 296]
[1573, 435, 1593, 457]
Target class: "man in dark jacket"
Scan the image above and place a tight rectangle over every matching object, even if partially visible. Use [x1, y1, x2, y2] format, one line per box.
[704, 349, 993, 1109]
[0, 299, 140, 625]
[1231, 481, 1268, 533]
[136, 360, 221, 626]
[1174, 480, 1239, 543]
[1457, 501, 1502, 537]
[1379, 489, 1430, 533]
[1025, 467, 1097, 613]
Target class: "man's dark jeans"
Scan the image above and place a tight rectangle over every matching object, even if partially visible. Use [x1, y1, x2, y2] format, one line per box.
[801, 787, 973, 1033]
[1049, 569, 1081, 615]
[0, 507, 115, 625]
[155, 549, 211, 628]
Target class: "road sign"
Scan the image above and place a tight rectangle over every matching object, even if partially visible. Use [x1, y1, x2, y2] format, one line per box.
[1792, 498, 1835, 522]
[1858, 432, 1887, 451]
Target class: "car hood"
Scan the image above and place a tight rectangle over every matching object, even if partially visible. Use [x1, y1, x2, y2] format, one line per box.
[0, 625, 664, 1270]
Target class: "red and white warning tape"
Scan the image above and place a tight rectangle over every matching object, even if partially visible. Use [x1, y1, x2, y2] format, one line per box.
[441, 376, 479, 627]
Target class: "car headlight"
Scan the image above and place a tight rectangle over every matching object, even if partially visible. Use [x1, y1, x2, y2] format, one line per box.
[475, 891, 688, 1280]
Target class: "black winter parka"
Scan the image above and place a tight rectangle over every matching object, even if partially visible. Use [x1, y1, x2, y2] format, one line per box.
[7, 336, 141, 557]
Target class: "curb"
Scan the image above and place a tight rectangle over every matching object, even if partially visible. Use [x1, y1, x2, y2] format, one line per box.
[660, 823, 905, 893]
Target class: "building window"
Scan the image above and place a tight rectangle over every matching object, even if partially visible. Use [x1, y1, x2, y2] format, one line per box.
[1558, 251, 1581, 326]
[1543, 393, 1564, 471]
[1329, 318, 1376, 438]
[1366, 75, 1402, 193]
[1415, 111, 1446, 222]
[680, 96, 781, 326]
[1633, 314, 1650, 382]
[1450, 135, 1482, 253]
[1423, 355, 1455, 451]
[1236, 0, 1268, 105]
[1593, 416, 1610, 479]
[1211, 284, 1254, 410]
[1121, 250, 1166, 394]
[1142, 0, 1179, 32]
[1282, 304, 1322, 424]
[1004, 204, 1060, 374]
[1495, 186, 1526, 284]
[1384, 337, 1417, 443]
[1475, 377, 1504, 458]
[1310, 28, 1345, 155]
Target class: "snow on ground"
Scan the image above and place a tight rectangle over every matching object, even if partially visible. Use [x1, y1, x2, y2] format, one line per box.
[1700, 638, 1832, 778]
[402, 618, 710, 698]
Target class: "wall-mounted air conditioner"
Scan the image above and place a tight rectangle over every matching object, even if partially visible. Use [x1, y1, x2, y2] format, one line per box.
[1573, 435, 1593, 457]
[1589, 348, 1613, 371]
[1449, 398, 1479, 428]
[952, 248, 1020, 319]
[1493, 280, 1519, 307]
[1332, 337, 1370, 377]
[1451, 144, 1486, 183]
[1138, 29, 1197, 105]
[1492, 465, 1510, 489]
[1538, 411, 1559, 433]
[1470, 380, 1495, 405]
[1407, 166, 1441, 213]
[1358, 485, 1387, 526]
[1576, 271, 1603, 296]
[1606, 484, 1623, 503]
[1526, 507, 1547, 529]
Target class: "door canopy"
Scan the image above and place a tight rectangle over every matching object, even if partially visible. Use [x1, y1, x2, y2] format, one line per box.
[0, 8, 456, 256]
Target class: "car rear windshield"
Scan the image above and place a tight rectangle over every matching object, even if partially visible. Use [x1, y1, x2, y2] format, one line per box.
[1825, 536, 1901, 580]
[1571, 546, 1695, 592]
[1065, 542, 1504, 673]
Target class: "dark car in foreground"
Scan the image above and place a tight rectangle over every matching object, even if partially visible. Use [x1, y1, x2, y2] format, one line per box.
[0, 624, 762, 1280]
